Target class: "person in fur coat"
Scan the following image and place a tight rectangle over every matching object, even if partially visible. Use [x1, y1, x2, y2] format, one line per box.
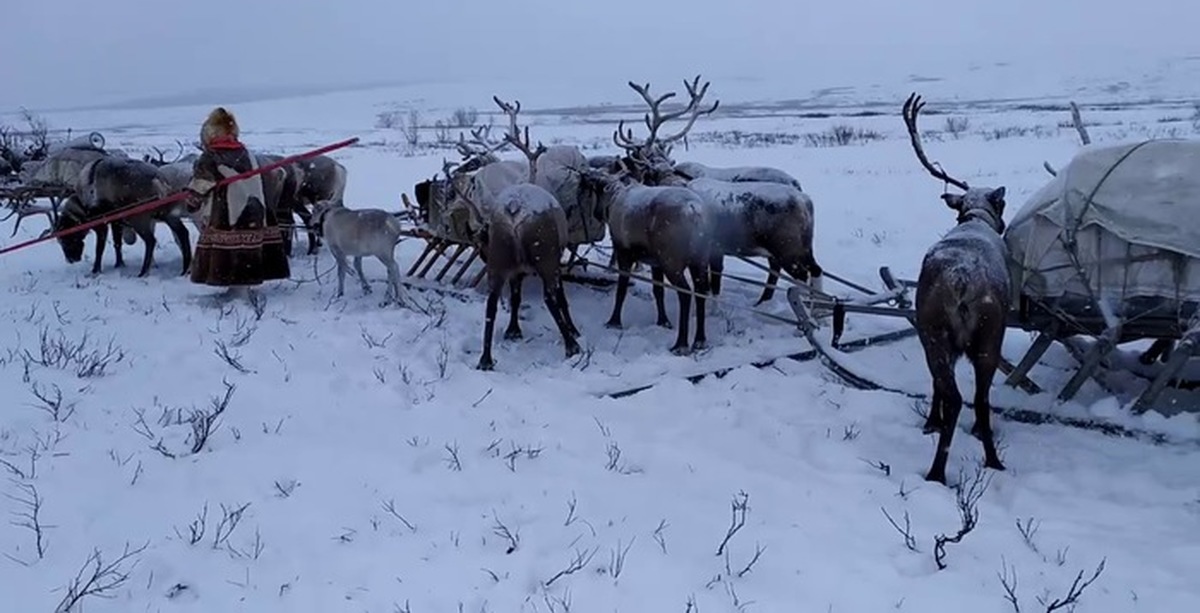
[184, 107, 290, 288]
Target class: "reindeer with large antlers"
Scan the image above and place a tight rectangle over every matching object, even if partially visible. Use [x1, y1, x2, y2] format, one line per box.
[605, 76, 820, 307]
[903, 93, 1009, 485]
[455, 96, 582, 370]
[612, 75, 720, 183]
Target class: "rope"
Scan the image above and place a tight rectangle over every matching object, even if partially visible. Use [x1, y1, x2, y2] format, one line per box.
[576, 256, 802, 327]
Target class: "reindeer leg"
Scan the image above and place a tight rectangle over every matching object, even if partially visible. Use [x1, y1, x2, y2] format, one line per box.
[381, 255, 406, 306]
[294, 204, 319, 255]
[504, 273, 525, 340]
[666, 269, 693, 356]
[925, 363, 963, 485]
[969, 344, 1006, 472]
[605, 250, 635, 329]
[332, 247, 348, 297]
[709, 256, 724, 297]
[109, 223, 125, 268]
[556, 280, 580, 339]
[651, 266, 672, 329]
[690, 263, 710, 351]
[353, 256, 372, 295]
[136, 221, 157, 278]
[756, 258, 782, 305]
[163, 217, 191, 275]
[918, 333, 949, 434]
[478, 276, 505, 371]
[544, 272, 582, 358]
[92, 224, 109, 275]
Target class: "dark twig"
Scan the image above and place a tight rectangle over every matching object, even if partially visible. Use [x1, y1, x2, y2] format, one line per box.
[715, 491, 749, 556]
[54, 542, 148, 613]
[933, 467, 991, 570]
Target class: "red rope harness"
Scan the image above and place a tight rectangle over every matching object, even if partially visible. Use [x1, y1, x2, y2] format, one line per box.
[0, 137, 359, 257]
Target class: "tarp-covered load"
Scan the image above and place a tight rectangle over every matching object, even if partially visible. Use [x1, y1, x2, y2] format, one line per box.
[1004, 139, 1200, 312]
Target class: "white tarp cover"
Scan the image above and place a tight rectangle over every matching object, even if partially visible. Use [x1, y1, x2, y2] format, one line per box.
[1004, 139, 1200, 304]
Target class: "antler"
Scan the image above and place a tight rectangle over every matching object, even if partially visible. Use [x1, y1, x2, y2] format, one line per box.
[902, 93, 969, 191]
[454, 123, 506, 173]
[613, 75, 720, 155]
[1, 200, 56, 237]
[492, 96, 547, 183]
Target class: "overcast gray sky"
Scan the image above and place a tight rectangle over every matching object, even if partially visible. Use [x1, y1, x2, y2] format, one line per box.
[1, 0, 1193, 110]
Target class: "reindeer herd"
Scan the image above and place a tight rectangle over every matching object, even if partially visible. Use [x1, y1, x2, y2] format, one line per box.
[413, 78, 1017, 483]
[0, 77, 1022, 483]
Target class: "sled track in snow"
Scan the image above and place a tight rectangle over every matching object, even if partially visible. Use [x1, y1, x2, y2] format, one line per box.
[602, 327, 1200, 449]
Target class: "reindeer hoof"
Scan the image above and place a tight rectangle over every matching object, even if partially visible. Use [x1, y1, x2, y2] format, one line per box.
[605, 319, 622, 330]
[670, 344, 691, 356]
[985, 457, 1006, 471]
[504, 328, 523, 341]
[692, 339, 708, 352]
[565, 342, 582, 358]
[924, 469, 948, 485]
[476, 357, 495, 371]
[656, 319, 673, 329]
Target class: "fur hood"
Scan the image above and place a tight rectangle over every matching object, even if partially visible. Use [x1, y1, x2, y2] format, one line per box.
[200, 107, 239, 148]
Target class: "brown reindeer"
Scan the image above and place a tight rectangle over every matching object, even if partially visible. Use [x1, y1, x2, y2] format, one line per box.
[904, 93, 1009, 485]
[456, 97, 581, 370]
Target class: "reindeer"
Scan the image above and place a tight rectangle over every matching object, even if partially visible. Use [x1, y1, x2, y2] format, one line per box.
[454, 96, 581, 370]
[683, 177, 823, 304]
[903, 93, 1009, 485]
[609, 77, 822, 306]
[310, 199, 410, 305]
[141, 140, 190, 168]
[672, 161, 803, 191]
[581, 161, 714, 355]
[49, 157, 193, 277]
[289, 154, 348, 255]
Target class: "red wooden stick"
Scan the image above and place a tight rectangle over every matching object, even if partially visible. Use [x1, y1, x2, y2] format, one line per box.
[0, 136, 359, 257]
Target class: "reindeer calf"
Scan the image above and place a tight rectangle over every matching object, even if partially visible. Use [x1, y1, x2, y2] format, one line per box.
[311, 200, 409, 305]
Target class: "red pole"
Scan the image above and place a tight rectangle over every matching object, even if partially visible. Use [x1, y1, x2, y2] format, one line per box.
[0, 136, 360, 257]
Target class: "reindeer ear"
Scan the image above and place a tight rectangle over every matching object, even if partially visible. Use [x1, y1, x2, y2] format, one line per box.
[987, 186, 1006, 206]
[941, 193, 964, 210]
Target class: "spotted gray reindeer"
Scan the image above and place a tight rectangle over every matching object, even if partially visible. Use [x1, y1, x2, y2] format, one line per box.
[904, 93, 1009, 485]
[455, 96, 582, 371]
[310, 199, 410, 306]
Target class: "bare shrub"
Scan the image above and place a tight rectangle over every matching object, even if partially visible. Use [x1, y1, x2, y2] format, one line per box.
[983, 125, 1059, 141]
[449, 107, 479, 128]
[804, 125, 884, 147]
[377, 109, 422, 147]
[22, 326, 126, 379]
[944, 116, 970, 139]
[690, 130, 803, 148]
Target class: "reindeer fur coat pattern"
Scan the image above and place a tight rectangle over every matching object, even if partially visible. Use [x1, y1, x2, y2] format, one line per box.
[186, 107, 290, 287]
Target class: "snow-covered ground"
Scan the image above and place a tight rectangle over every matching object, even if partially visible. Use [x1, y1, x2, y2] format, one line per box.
[2, 61, 1200, 612]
